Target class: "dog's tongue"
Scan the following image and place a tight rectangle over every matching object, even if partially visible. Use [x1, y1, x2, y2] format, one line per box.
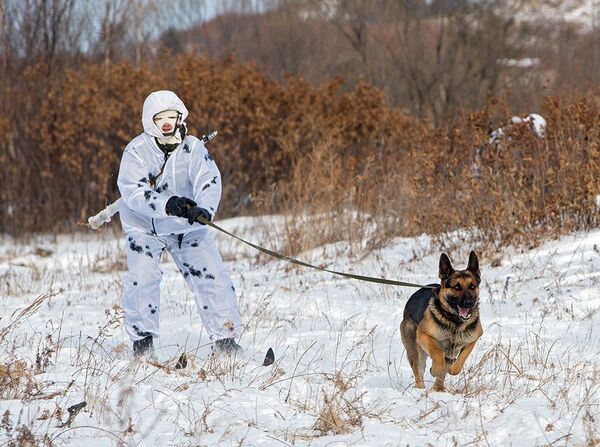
[458, 307, 470, 318]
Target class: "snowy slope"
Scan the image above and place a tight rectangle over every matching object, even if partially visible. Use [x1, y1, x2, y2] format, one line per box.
[516, 0, 600, 30]
[0, 218, 598, 446]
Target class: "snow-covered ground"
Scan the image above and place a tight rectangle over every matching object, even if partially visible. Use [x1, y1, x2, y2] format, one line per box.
[0, 217, 599, 446]
[516, 0, 600, 30]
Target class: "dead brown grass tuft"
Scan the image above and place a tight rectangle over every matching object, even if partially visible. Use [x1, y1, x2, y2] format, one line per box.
[0, 360, 39, 400]
[313, 371, 363, 436]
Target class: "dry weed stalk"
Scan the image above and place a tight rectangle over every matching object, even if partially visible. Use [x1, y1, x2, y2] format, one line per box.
[0, 293, 56, 344]
[313, 371, 364, 436]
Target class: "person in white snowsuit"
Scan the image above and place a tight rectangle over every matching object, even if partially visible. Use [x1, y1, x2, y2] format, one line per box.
[117, 90, 242, 356]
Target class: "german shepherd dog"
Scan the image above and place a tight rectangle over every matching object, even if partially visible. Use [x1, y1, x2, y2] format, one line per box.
[401, 251, 483, 392]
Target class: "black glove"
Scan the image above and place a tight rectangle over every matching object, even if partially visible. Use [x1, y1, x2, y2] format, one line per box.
[187, 206, 212, 225]
[165, 196, 197, 217]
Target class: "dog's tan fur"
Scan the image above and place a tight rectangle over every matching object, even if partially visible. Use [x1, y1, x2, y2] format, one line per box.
[401, 251, 483, 391]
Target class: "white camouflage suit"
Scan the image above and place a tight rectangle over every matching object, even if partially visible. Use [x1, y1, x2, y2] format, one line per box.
[117, 90, 242, 343]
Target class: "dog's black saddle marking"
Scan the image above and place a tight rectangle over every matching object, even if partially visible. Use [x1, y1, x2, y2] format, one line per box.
[404, 284, 440, 324]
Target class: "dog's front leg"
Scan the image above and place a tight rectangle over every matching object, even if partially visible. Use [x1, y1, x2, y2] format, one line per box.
[448, 340, 478, 375]
[416, 331, 446, 390]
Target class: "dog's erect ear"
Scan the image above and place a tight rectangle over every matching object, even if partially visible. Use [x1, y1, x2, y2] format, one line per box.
[467, 250, 480, 280]
[439, 253, 455, 281]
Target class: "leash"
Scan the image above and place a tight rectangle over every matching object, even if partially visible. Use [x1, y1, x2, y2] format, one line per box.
[196, 215, 434, 289]
[88, 129, 432, 289]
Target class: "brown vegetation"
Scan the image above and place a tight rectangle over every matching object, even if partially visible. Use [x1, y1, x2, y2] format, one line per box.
[0, 56, 599, 252]
[1, 1, 600, 251]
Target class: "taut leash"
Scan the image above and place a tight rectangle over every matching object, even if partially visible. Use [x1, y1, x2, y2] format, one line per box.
[88, 127, 432, 290]
[196, 216, 434, 289]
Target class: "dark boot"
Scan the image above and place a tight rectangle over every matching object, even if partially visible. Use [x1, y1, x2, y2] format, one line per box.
[133, 335, 154, 357]
[213, 338, 242, 355]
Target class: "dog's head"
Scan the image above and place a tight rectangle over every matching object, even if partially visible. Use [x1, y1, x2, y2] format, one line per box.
[438, 251, 481, 321]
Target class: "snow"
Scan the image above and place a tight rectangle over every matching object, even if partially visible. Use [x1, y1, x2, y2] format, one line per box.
[515, 0, 600, 31]
[0, 218, 599, 446]
[511, 113, 547, 138]
[487, 113, 546, 146]
[497, 57, 541, 68]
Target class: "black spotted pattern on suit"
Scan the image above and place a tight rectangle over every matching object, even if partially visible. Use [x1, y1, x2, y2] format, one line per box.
[128, 239, 154, 258]
[144, 190, 153, 201]
[182, 262, 203, 278]
[204, 152, 213, 162]
[128, 237, 144, 254]
[183, 144, 190, 153]
[156, 183, 168, 193]
[202, 184, 211, 191]
[211, 176, 218, 184]
[189, 266, 203, 277]
[145, 250, 153, 258]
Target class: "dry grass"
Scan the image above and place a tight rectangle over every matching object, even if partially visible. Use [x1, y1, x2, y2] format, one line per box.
[0, 360, 39, 400]
[3, 56, 600, 261]
[0, 293, 54, 344]
[313, 371, 364, 435]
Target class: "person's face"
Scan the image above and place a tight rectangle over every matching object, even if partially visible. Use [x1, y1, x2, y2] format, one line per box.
[153, 110, 179, 135]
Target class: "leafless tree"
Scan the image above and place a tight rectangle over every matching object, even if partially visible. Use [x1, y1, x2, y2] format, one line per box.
[314, 0, 528, 124]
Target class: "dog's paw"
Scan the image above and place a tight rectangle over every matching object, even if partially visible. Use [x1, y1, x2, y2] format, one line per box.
[430, 364, 445, 378]
[415, 381, 425, 389]
[448, 364, 462, 375]
[433, 382, 445, 392]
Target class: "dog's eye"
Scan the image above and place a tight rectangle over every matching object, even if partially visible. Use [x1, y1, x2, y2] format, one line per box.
[469, 284, 477, 290]
[454, 284, 461, 290]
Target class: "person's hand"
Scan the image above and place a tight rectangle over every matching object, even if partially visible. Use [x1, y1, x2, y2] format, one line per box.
[187, 206, 212, 225]
[165, 196, 197, 217]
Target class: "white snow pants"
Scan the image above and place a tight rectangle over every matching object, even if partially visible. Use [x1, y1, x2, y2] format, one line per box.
[122, 228, 242, 342]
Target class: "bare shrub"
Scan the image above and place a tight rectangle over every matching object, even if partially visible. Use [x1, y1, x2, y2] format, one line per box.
[0, 360, 39, 400]
[313, 372, 363, 436]
[1, 54, 599, 256]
